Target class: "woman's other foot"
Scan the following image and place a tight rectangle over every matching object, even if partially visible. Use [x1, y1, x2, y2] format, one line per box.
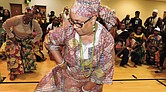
[10, 74, 17, 80]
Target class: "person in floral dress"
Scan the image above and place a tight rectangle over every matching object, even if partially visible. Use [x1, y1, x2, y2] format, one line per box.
[2, 7, 43, 80]
[35, 0, 116, 92]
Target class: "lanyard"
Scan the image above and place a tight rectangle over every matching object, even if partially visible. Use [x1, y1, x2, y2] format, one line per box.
[79, 31, 96, 77]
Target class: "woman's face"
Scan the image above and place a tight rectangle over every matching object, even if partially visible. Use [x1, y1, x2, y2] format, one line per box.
[4, 10, 9, 16]
[163, 12, 166, 19]
[136, 27, 142, 34]
[154, 30, 159, 35]
[69, 12, 96, 36]
[130, 32, 134, 38]
[151, 47, 157, 53]
[152, 12, 157, 18]
[24, 13, 34, 22]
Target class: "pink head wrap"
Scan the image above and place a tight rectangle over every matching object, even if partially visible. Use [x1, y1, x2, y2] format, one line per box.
[71, 0, 100, 18]
[99, 6, 117, 30]
[71, 0, 116, 30]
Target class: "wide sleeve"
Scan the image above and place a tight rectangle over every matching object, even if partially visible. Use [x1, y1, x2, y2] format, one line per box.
[2, 16, 20, 35]
[46, 25, 71, 50]
[32, 20, 43, 43]
[90, 32, 115, 84]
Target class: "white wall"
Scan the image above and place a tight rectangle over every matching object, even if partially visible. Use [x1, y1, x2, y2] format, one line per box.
[0, 0, 28, 12]
[101, 0, 166, 23]
[29, 0, 74, 17]
[0, 0, 166, 23]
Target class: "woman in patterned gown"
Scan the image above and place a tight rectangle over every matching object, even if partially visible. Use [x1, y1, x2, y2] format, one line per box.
[2, 8, 43, 80]
[35, 0, 116, 92]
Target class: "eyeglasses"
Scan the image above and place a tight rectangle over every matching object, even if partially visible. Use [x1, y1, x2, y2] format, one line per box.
[68, 17, 92, 28]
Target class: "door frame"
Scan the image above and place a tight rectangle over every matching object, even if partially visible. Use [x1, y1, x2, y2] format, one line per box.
[10, 3, 22, 17]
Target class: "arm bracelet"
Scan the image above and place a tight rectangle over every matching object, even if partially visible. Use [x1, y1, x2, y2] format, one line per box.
[82, 86, 90, 92]
[57, 59, 65, 66]
[49, 45, 60, 51]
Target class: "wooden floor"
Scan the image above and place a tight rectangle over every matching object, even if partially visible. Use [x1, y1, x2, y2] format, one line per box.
[0, 51, 166, 92]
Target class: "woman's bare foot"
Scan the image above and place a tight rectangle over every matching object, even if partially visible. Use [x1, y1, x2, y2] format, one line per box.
[10, 74, 16, 80]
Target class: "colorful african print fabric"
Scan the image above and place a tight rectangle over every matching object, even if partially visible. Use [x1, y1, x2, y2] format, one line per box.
[35, 22, 115, 92]
[5, 38, 36, 75]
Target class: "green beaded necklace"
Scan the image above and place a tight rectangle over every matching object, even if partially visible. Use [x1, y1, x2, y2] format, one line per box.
[79, 28, 96, 78]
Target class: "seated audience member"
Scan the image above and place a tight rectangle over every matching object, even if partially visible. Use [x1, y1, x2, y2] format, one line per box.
[146, 27, 163, 68]
[133, 26, 146, 64]
[115, 23, 130, 67]
[130, 37, 144, 67]
[146, 46, 158, 65]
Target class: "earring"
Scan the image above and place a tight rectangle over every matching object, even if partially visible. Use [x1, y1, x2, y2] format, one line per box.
[93, 25, 96, 32]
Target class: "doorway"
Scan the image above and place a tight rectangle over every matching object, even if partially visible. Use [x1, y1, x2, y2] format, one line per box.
[10, 4, 22, 17]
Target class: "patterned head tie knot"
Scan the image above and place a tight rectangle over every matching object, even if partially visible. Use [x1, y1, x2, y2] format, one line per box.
[71, 0, 100, 18]
[71, 0, 116, 30]
[25, 6, 37, 14]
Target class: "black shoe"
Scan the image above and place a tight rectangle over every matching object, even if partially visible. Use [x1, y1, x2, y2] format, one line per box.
[155, 70, 162, 73]
[120, 65, 127, 68]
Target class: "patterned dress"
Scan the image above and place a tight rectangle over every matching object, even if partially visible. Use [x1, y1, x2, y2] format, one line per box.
[5, 38, 36, 74]
[35, 22, 115, 92]
[2, 15, 43, 75]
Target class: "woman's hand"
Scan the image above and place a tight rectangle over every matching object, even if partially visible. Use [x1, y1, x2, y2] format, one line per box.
[81, 86, 90, 92]
[82, 82, 96, 92]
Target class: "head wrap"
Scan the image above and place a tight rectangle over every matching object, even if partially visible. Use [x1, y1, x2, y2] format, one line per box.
[25, 6, 38, 14]
[153, 9, 158, 13]
[71, 0, 100, 18]
[71, 0, 116, 30]
[99, 6, 116, 30]
[154, 27, 160, 32]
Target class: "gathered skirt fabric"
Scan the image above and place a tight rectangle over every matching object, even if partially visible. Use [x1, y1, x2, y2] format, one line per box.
[5, 39, 36, 75]
[35, 66, 103, 92]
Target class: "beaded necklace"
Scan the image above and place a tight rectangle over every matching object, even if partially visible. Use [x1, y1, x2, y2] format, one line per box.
[79, 30, 96, 78]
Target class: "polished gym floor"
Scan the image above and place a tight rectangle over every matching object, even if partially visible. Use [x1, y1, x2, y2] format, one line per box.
[0, 51, 166, 92]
